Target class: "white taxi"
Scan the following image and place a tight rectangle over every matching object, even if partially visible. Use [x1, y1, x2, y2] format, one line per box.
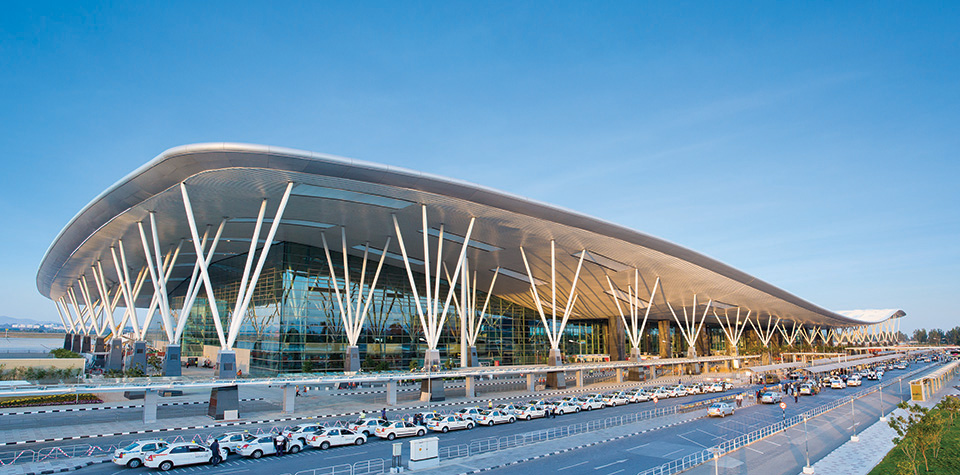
[204, 431, 257, 454]
[576, 397, 605, 411]
[847, 376, 862, 387]
[516, 405, 547, 420]
[601, 392, 629, 407]
[236, 435, 303, 458]
[282, 423, 325, 446]
[306, 427, 366, 449]
[555, 401, 581, 414]
[347, 418, 387, 436]
[112, 439, 168, 468]
[426, 415, 474, 432]
[476, 409, 516, 425]
[374, 421, 426, 440]
[144, 442, 227, 471]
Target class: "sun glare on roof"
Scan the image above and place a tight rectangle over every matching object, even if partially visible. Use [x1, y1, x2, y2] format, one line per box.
[352, 245, 425, 266]
[293, 184, 413, 209]
[573, 250, 631, 272]
[418, 228, 503, 252]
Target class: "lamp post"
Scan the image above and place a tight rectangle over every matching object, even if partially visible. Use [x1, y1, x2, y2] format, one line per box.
[850, 396, 859, 442]
[879, 384, 887, 422]
[803, 414, 814, 474]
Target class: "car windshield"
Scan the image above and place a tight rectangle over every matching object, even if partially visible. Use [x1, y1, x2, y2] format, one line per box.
[122, 442, 140, 451]
[710, 403, 723, 409]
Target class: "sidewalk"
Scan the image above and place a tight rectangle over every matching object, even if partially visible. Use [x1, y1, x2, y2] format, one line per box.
[797, 372, 960, 475]
[0, 456, 109, 475]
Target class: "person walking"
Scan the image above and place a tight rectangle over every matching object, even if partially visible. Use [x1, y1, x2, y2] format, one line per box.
[296, 385, 300, 397]
[210, 438, 221, 466]
[381, 407, 387, 419]
[273, 434, 283, 456]
[794, 391, 799, 403]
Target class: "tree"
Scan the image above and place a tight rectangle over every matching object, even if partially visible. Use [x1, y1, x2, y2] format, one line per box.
[912, 329, 927, 344]
[889, 402, 947, 474]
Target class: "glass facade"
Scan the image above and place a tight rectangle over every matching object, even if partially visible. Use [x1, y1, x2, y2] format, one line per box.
[162, 242, 610, 376]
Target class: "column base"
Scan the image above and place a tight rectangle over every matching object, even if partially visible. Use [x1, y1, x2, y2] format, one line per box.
[81, 336, 91, 353]
[164, 344, 181, 377]
[421, 349, 444, 401]
[216, 350, 237, 380]
[208, 385, 240, 420]
[63, 333, 73, 352]
[467, 346, 479, 367]
[106, 338, 123, 372]
[72, 334, 83, 353]
[130, 341, 148, 373]
[546, 348, 566, 389]
[345, 346, 361, 373]
[94, 337, 107, 353]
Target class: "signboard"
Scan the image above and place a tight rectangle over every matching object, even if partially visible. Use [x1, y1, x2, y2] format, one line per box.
[779, 402, 787, 410]
[653, 396, 658, 404]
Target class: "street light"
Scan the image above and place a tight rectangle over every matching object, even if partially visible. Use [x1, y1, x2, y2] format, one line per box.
[850, 396, 859, 442]
[803, 414, 813, 474]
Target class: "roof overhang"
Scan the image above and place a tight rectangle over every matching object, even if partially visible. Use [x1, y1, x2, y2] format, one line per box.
[38, 143, 900, 328]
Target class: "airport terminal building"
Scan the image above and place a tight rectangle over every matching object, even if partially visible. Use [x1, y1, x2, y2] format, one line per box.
[37, 144, 904, 376]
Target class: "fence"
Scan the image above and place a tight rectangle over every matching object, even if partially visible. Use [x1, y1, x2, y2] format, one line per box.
[290, 458, 385, 475]
[638, 365, 932, 475]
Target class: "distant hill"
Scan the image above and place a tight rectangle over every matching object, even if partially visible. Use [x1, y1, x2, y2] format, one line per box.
[0, 316, 46, 325]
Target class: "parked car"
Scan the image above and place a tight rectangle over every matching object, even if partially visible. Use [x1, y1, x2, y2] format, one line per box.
[205, 431, 257, 454]
[763, 374, 781, 384]
[237, 435, 302, 458]
[576, 397, 605, 411]
[516, 405, 547, 420]
[830, 378, 847, 389]
[477, 409, 516, 426]
[494, 403, 521, 414]
[375, 421, 426, 440]
[306, 427, 366, 449]
[670, 385, 688, 397]
[847, 376, 862, 387]
[283, 423, 326, 446]
[144, 442, 227, 470]
[112, 439, 169, 468]
[347, 418, 388, 436]
[628, 388, 652, 402]
[455, 407, 483, 421]
[528, 399, 558, 411]
[707, 402, 735, 418]
[426, 415, 474, 432]
[652, 387, 673, 399]
[555, 401, 581, 414]
[760, 391, 783, 404]
[601, 392, 629, 407]
[799, 383, 816, 395]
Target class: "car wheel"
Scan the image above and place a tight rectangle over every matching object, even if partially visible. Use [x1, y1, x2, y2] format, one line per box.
[252, 450, 263, 459]
[442, 426, 449, 433]
[508, 417, 515, 423]
[586, 406, 592, 411]
[159, 461, 174, 471]
[387, 433, 396, 441]
[417, 430, 425, 436]
[290, 445, 301, 454]
[575, 407, 581, 413]
[209, 456, 216, 464]
[466, 423, 475, 429]
[126, 459, 142, 469]
[320, 441, 331, 450]
[355, 438, 365, 445]
[526, 415, 532, 421]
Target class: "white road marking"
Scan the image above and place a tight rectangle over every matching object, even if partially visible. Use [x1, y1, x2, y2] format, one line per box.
[663, 448, 685, 457]
[678, 434, 708, 448]
[762, 439, 782, 446]
[606, 470, 625, 475]
[746, 446, 764, 454]
[559, 461, 589, 471]
[627, 443, 650, 451]
[594, 459, 627, 470]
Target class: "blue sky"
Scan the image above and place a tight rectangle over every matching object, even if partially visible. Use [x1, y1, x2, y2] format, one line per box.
[1, 2, 957, 332]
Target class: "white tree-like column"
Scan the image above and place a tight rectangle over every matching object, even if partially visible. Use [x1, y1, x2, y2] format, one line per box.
[605, 271, 659, 361]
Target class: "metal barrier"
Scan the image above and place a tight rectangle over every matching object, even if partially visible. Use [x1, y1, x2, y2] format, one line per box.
[638, 364, 934, 475]
[0, 443, 119, 466]
[291, 458, 385, 475]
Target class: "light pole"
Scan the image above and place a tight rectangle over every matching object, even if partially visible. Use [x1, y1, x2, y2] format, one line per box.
[802, 414, 814, 474]
[879, 384, 887, 422]
[850, 396, 859, 442]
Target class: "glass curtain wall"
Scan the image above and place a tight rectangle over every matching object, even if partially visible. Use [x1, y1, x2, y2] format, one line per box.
[163, 242, 610, 376]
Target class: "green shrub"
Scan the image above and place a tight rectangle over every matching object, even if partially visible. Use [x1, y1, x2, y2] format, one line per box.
[50, 348, 80, 359]
[0, 393, 102, 408]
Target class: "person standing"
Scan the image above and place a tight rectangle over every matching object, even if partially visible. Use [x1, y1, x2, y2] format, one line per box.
[381, 407, 387, 419]
[794, 391, 799, 403]
[273, 434, 282, 456]
[210, 438, 221, 465]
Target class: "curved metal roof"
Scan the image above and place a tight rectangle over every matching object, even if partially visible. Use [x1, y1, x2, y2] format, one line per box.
[37, 143, 899, 328]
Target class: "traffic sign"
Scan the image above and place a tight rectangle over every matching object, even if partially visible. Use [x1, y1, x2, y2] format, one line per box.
[653, 396, 658, 404]
[779, 402, 787, 410]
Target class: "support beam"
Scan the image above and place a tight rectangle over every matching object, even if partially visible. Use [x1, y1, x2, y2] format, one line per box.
[143, 389, 158, 423]
[282, 385, 296, 414]
[386, 380, 398, 406]
[526, 373, 536, 392]
[465, 376, 476, 398]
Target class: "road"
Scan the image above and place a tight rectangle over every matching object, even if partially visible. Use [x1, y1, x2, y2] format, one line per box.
[484, 362, 935, 475]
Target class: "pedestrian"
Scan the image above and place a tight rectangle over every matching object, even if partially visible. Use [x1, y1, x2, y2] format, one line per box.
[274, 434, 283, 455]
[210, 438, 221, 465]
[296, 385, 300, 397]
[794, 392, 799, 403]
[488, 401, 493, 409]
[382, 407, 387, 419]
[360, 410, 366, 420]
